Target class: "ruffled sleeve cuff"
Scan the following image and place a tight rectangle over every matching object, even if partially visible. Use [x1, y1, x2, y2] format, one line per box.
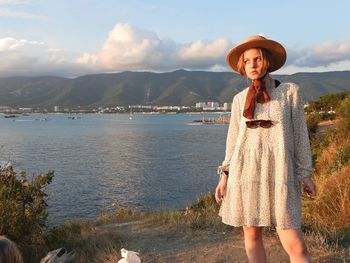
[217, 164, 230, 176]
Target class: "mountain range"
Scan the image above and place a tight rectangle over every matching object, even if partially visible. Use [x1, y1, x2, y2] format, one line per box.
[0, 70, 350, 108]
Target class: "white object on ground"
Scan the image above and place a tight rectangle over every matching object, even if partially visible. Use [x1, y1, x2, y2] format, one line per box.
[40, 247, 75, 263]
[117, 248, 141, 263]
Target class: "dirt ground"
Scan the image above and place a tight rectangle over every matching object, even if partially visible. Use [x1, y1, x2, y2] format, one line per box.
[317, 119, 339, 136]
[96, 220, 348, 263]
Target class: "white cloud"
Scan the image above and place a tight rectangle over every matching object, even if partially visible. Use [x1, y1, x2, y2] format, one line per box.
[0, 37, 90, 77]
[78, 23, 176, 71]
[286, 39, 350, 68]
[178, 38, 230, 68]
[0, 8, 44, 19]
[76, 24, 350, 75]
[77, 23, 231, 72]
[0, 37, 43, 51]
[179, 39, 230, 60]
[1, 24, 350, 77]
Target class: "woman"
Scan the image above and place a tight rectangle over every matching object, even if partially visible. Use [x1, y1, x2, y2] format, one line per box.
[215, 35, 316, 263]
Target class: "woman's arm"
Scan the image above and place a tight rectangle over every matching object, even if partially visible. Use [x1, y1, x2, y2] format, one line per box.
[216, 94, 241, 203]
[291, 85, 313, 181]
[217, 94, 241, 175]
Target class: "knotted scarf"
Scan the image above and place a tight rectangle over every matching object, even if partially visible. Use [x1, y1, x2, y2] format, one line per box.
[243, 76, 270, 120]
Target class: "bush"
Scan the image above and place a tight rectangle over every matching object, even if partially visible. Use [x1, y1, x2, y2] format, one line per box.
[0, 165, 54, 242]
[303, 164, 350, 243]
[303, 93, 350, 245]
[336, 95, 350, 132]
[306, 113, 321, 137]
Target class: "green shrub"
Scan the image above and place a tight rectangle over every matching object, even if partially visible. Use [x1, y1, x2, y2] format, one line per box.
[0, 165, 54, 242]
[306, 113, 321, 137]
[336, 95, 350, 132]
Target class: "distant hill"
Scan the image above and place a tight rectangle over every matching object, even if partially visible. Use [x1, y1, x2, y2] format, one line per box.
[0, 70, 350, 108]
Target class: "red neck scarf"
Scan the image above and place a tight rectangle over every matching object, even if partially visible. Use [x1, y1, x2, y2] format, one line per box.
[243, 75, 270, 120]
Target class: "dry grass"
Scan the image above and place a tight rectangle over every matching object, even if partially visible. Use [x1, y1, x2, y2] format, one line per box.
[96, 208, 142, 225]
[21, 219, 125, 263]
[303, 118, 350, 247]
[305, 231, 350, 262]
[303, 164, 350, 241]
[20, 189, 350, 262]
[143, 193, 230, 232]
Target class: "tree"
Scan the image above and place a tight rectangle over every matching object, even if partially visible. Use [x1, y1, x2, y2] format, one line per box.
[0, 165, 54, 242]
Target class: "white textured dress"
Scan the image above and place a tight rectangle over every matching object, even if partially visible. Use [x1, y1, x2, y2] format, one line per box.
[218, 75, 312, 229]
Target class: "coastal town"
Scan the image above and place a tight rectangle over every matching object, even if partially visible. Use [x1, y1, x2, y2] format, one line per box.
[0, 101, 232, 115]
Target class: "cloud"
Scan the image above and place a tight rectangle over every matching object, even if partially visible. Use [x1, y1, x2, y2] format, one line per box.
[0, 37, 90, 77]
[0, 37, 43, 51]
[286, 39, 350, 68]
[1, 24, 350, 77]
[0, 0, 29, 3]
[178, 38, 231, 68]
[77, 23, 232, 72]
[77, 24, 350, 74]
[0, 8, 44, 19]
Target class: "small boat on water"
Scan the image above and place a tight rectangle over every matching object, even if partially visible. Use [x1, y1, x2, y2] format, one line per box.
[3, 115, 18, 118]
[192, 116, 230, 124]
[68, 116, 81, 120]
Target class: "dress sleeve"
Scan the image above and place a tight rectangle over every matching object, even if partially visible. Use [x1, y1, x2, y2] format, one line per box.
[218, 94, 241, 175]
[291, 85, 313, 181]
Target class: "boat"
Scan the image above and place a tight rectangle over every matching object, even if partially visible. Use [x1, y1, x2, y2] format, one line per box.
[192, 115, 230, 124]
[4, 115, 18, 118]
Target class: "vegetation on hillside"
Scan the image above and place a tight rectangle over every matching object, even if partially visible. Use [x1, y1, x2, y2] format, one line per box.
[304, 92, 350, 245]
[0, 166, 54, 243]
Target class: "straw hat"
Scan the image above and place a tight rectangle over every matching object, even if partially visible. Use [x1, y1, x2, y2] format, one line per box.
[226, 35, 287, 74]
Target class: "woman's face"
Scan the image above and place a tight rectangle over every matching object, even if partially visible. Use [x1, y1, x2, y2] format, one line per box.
[243, 48, 266, 80]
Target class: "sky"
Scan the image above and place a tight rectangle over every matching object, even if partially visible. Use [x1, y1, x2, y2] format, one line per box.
[0, 0, 350, 77]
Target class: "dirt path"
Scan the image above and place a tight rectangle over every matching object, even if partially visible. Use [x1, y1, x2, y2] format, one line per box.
[97, 220, 292, 263]
[317, 119, 339, 136]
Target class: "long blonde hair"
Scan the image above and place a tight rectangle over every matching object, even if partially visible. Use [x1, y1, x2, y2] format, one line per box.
[0, 236, 24, 263]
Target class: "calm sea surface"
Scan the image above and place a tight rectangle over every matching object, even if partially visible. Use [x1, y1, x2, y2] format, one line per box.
[0, 113, 228, 226]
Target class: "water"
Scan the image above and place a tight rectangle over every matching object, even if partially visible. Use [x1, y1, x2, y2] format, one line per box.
[0, 113, 228, 226]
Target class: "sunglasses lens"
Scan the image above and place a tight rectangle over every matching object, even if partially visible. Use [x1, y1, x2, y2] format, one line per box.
[246, 120, 273, 128]
[260, 120, 273, 128]
[246, 121, 259, 129]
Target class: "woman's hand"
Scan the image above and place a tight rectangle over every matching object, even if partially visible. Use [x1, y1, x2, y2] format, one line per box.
[215, 175, 228, 204]
[303, 177, 316, 197]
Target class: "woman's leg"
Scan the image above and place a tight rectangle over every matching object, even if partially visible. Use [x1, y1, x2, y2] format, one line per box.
[277, 228, 312, 263]
[242, 226, 266, 263]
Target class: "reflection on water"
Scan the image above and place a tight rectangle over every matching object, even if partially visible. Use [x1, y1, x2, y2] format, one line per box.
[0, 114, 228, 225]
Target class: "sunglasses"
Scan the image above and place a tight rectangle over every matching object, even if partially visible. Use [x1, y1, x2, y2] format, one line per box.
[245, 119, 273, 129]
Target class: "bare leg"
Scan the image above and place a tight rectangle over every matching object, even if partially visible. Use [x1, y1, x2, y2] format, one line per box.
[242, 226, 266, 263]
[277, 228, 312, 263]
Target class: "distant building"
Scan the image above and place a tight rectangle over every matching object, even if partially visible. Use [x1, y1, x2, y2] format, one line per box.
[196, 101, 221, 110]
[223, 103, 231, 111]
[19, 107, 33, 113]
[0, 106, 12, 113]
[54, 106, 60, 112]
[195, 102, 206, 108]
[156, 105, 181, 111]
[129, 105, 154, 110]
